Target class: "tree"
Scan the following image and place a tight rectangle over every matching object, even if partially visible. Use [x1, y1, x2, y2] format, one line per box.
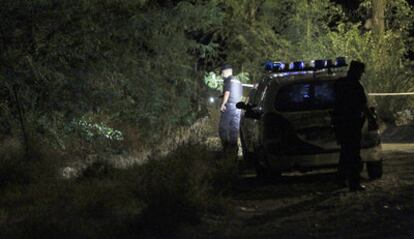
[372, 0, 385, 35]
[0, 0, 224, 149]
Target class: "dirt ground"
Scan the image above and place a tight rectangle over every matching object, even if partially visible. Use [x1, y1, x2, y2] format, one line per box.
[188, 142, 414, 239]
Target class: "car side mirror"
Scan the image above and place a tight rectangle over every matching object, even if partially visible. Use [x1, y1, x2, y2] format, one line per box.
[236, 101, 247, 110]
[236, 101, 262, 119]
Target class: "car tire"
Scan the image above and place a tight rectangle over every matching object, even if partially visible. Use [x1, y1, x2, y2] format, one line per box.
[253, 148, 281, 182]
[366, 160, 383, 180]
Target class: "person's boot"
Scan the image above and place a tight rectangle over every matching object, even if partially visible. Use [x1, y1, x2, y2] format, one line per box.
[349, 184, 366, 192]
[349, 178, 366, 192]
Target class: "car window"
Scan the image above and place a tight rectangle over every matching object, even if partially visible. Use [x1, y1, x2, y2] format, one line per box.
[274, 80, 337, 112]
[247, 88, 257, 104]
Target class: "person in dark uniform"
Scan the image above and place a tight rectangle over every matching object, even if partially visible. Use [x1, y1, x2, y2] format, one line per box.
[219, 64, 243, 155]
[333, 60, 367, 192]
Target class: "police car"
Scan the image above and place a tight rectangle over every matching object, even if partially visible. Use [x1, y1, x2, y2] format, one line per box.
[237, 58, 383, 180]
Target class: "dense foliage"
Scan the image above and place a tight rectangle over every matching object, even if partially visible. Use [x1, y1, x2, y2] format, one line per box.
[0, 0, 413, 154]
[0, 0, 223, 151]
[0, 1, 413, 238]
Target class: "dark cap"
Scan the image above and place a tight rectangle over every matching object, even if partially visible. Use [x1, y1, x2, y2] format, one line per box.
[220, 63, 233, 72]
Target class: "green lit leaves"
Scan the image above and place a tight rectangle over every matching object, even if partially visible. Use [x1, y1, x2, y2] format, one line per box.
[204, 72, 222, 90]
[71, 116, 124, 142]
[203, 71, 249, 91]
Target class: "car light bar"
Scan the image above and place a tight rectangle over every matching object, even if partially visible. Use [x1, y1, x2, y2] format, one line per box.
[335, 57, 346, 67]
[289, 61, 305, 70]
[311, 60, 327, 69]
[266, 57, 347, 72]
[265, 61, 286, 71]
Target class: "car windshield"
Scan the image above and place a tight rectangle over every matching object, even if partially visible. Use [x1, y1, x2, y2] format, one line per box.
[274, 80, 337, 112]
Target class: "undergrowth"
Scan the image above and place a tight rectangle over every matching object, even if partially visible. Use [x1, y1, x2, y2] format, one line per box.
[0, 140, 236, 239]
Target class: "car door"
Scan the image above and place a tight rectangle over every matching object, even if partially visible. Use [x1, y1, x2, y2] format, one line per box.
[274, 79, 340, 153]
[243, 78, 268, 152]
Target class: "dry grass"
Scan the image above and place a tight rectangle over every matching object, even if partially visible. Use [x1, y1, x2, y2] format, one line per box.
[0, 139, 236, 239]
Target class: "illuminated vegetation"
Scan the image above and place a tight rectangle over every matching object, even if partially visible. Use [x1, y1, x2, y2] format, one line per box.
[0, 0, 413, 237]
[0, 0, 412, 152]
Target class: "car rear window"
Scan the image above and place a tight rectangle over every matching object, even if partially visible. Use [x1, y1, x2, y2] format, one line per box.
[274, 80, 336, 112]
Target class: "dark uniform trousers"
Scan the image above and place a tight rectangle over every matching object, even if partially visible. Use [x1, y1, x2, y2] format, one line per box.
[336, 121, 363, 187]
[219, 103, 241, 156]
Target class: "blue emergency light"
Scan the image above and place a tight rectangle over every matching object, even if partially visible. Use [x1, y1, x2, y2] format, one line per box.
[289, 61, 305, 70]
[335, 57, 346, 67]
[265, 61, 286, 71]
[265, 57, 347, 72]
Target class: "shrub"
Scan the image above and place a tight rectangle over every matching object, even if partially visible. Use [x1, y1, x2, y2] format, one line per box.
[0, 136, 59, 187]
[0, 138, 27, 187]
[0, 141, 237, 238]
[132, 144, 230, 236]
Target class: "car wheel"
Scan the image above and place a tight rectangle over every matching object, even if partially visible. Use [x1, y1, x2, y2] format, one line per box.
[366, 160, 383, 180]
[253, 148, 281, 182]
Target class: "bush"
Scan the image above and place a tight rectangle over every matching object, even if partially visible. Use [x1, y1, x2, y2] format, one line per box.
[0, 138, 27, 187]
[394, 109, 414, 126]
[0, 136, 59, 187]
[132, 144, 227, 236]
[0, 140, 237, 238]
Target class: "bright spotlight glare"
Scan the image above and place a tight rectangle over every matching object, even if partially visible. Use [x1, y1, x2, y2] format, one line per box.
[209, 97, 215, 104]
